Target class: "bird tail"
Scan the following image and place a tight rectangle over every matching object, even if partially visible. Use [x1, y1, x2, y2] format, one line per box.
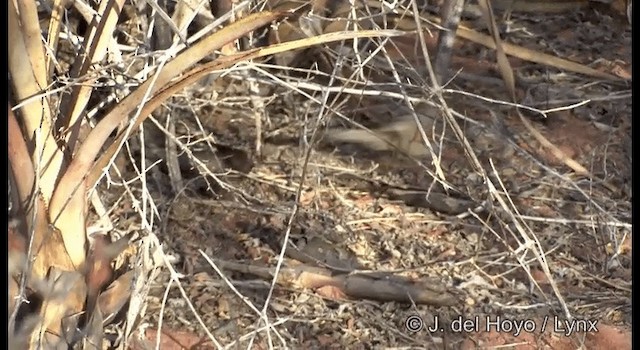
[325, 128, 398, 152]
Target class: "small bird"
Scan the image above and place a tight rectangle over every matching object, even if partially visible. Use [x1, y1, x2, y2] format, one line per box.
[325, 109, 443, 158]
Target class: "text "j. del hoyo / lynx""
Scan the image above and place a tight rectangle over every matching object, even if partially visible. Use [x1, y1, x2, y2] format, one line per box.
[429, 315, 599, 337]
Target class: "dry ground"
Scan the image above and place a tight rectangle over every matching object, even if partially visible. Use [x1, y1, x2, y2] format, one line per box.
[93, 2, 631, 349]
